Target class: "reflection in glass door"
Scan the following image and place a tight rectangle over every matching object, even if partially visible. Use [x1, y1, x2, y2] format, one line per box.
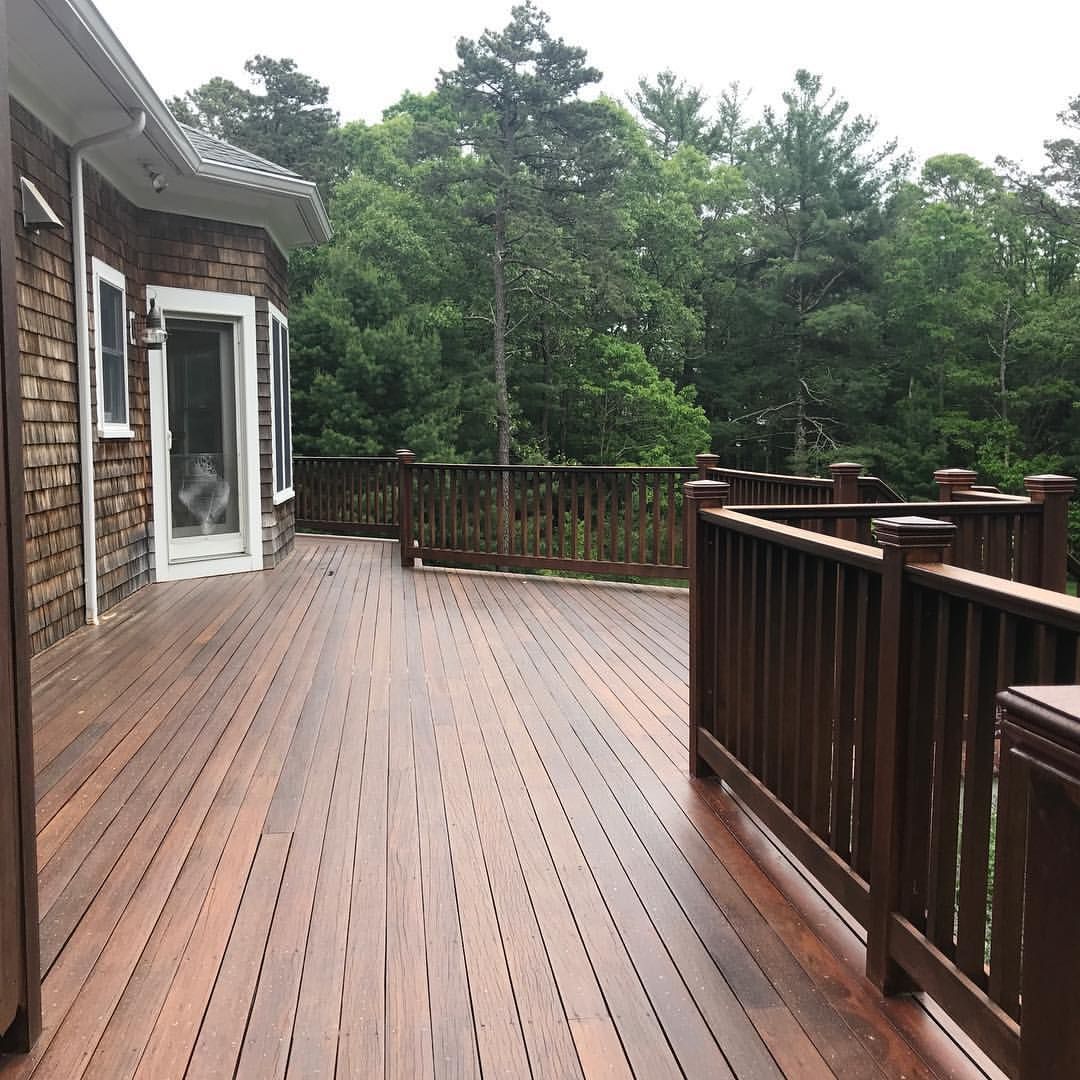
[164, 319, 244, 560]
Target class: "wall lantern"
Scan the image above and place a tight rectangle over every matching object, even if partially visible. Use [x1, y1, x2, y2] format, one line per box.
[129, 298, 168, 350]
[20, 177, 64, 233]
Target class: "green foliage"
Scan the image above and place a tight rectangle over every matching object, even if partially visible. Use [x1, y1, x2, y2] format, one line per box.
[169, 56, 345, 193]
[561, 336, 711, 464]
[171, 12, 1080, 519]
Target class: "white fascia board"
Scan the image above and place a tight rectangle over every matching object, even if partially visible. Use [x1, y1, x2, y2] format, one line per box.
[193, 161, 332, 245]
[32, 0, 331, 247]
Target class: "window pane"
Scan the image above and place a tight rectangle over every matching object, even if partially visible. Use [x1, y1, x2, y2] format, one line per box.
[98, 280, 123, 354]
[281, 326, 292, 490]
[102, 348, 126, 425]
[272, 319, 284, 492]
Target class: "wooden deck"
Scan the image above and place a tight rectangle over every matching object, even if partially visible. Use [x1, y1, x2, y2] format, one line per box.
[0, 536, 991, 1079]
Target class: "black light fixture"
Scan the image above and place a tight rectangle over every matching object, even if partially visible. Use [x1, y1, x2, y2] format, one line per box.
[20, 177, 64, 233]
[129, 297, 168, 350]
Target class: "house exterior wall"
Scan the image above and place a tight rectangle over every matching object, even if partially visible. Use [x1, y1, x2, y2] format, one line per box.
[10, 98, 295, 654]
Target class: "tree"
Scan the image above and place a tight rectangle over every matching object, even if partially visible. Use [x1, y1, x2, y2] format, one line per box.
[288, 110, 485, 459]
[630, 70, 712, 158]
[437, 2, 622, 465]
[170, 56, 345, 193]
[561, 335, 711, 464]
[716, 70, 906, 470]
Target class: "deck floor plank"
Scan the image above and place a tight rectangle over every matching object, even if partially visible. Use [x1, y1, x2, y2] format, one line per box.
[32, 547, 339, 1080]
[0, 537, 991, 1080]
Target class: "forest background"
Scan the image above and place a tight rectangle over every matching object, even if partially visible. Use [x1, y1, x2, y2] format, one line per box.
[169, 2, 1080, 513]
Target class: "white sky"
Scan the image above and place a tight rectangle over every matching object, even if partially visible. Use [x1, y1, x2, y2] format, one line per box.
[96, 0, 1078, 173]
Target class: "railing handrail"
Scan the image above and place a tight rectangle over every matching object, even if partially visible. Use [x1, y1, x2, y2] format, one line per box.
[707, 465, 833, 487]
[908, 561, 1080, 630]
[952, 488, 1032, 503]
[700, 507, 885, 572]
[293, 454, 399, 462]
[857, 475, 905, 502]
[412, 461, 697, 474]
[739, 500, 1042, 519]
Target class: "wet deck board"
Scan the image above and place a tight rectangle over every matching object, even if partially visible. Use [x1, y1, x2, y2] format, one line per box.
[1, 537, 989, 1078]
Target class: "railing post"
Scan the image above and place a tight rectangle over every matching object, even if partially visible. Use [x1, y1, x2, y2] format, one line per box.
[696, 452, 720, 480]
[933, 467, 977, 502]
[1023, 474, 1076, 592]
[866, 516, 956, 992]
[685, 479, 729, 778]
[998, 686, 1080, 1078]
[829, 462, 864, 540]
[396, 449, 416, 568]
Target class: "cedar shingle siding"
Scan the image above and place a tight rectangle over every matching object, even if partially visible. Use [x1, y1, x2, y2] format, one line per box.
[11, 99, 295, 654]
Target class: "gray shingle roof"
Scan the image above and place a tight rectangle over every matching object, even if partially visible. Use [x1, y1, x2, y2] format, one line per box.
[180, 124, 299, 178]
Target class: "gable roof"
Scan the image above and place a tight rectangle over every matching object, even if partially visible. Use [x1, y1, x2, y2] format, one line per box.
[7, 0, 331, 251]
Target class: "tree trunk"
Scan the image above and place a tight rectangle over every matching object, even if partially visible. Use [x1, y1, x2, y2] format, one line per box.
[999, 297, 1011, 470]
[492, 198, 511, 468]
[492, 196, 512, 554]
[539, 319, 554, 455]
[792, 286, 808, 473]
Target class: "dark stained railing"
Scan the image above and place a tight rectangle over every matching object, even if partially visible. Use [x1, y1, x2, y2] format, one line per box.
[704, 460, 903, 505]
[998, 685, 1080, 1078]
[400, 459, 697, 579]
[731, 471, 1075, 592]
[688, 493, 1080, 1077]
[294, 453, 1073, 590]
[293, 456, 399, 538]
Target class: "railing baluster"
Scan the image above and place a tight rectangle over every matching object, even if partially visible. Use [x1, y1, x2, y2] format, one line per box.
[926, 595, 965, 952]
[776, 547, 794, 806]
[831, 565, 858, 860]
[810, 559, 837, 840]
[900, 586, 935, 930]
[851, 570, 880, 880]
[955, 603, 997, 984]
[638, 470, 647, 564]
[667, 473, 676, 566]
[609, 472, 618, 564]
[793, 551, 812, 820]
[989, 721, 1026, 1019]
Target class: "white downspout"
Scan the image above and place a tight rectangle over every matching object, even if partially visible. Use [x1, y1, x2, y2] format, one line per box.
[70, 110, 145, 625]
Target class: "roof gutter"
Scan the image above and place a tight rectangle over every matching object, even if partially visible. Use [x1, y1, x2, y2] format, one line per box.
[70, 107, 146, 626]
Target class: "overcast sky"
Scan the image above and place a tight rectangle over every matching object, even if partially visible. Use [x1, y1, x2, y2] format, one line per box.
[96, 0, 1078, 173]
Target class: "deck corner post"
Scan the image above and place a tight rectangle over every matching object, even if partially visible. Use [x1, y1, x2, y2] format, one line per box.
[998, 686, 1080, 1078]
[1023, 474, 1076, 592]
[829, 462, 864, 540]
[684, 479, 729, 779]
[396, 449, 416, 567]
[866, 516, 955, 993]
[695, 453, 720, 480]
[933, 468, 977, 502]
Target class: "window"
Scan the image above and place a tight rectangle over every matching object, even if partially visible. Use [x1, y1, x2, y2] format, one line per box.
[269, 305, 293, 503]
[91, 258, 131, 437]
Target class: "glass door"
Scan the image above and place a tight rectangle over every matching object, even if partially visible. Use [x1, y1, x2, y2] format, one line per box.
[163, 319, 245, 561]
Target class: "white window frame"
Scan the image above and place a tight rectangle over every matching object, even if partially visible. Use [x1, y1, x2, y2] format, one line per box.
[91, 256, 133, 438]
[268, 302, 294, 505]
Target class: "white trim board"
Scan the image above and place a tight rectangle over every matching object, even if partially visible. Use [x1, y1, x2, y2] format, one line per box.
[266, 300, 294, 506]
[147, 285, 263, 582]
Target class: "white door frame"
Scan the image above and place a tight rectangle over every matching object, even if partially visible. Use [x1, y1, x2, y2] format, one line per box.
[147, 286, 263, 581]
